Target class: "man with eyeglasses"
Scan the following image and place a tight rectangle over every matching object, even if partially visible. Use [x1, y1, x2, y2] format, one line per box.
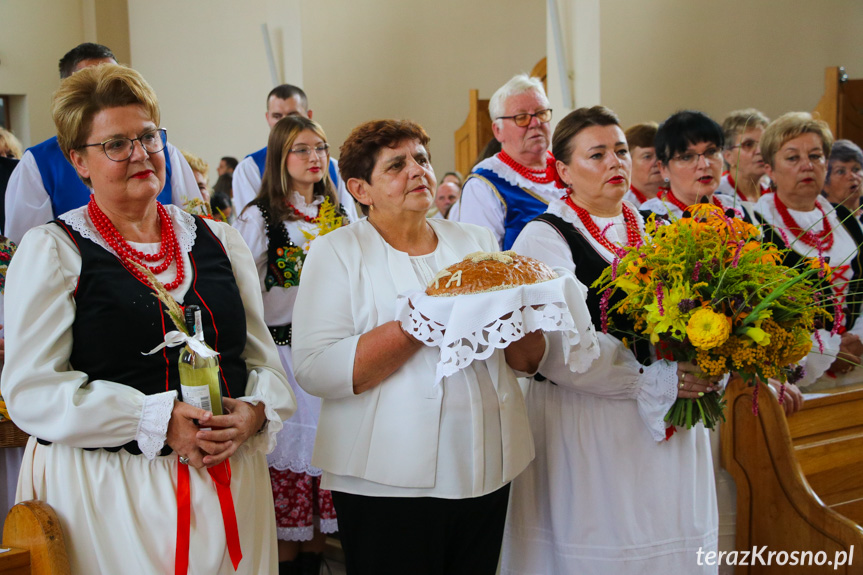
[448, 74, 558, 250]
[231, 84, 358, 222]
[716, 108, 771, 204]
[4, 43, 204, 245]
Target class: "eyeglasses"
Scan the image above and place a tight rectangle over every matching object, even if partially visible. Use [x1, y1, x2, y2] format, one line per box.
[78, 128, 167, 162]
[728, 139, 759, 153]
[670, 147, 722, 167]
[497, 109, 553, 127]
[290, 144, 330, 159]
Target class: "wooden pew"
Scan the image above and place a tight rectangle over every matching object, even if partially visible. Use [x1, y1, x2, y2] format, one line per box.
[0, 501, 69, 575]
[721, 378, 863, 574]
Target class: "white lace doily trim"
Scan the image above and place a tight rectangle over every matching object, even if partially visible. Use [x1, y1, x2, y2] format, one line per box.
[636, 361, 679, 443]
[396, 271, 599, 385]
[136, 390, 177, 459]
[276, 517, 339, 541]
[239, 394, 284, 455]
[59, 203, 198, 257]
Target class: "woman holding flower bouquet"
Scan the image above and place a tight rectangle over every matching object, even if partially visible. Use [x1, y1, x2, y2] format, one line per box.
[1, 64, 296, 574]
[502, 106, 721, 574]
[235, 115, 349, 574]
[755, 112, 863, 389]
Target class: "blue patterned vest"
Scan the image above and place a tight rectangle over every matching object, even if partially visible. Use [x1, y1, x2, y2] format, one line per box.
[468, 168, 551, 250]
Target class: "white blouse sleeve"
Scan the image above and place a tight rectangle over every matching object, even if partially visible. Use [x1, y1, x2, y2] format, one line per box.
[231, 157, 261, 214]
[292, 235, 359, 400]
[1, 225, 178, 456]
[233, 206, 298, 327]
[797, 329, 841, 388]
[4, 152, 54, 245]
[447, 177, 506, 249]
[205, 220, 297, 454]
[514, 220, 679, 441]
[167, 143, 205, 207]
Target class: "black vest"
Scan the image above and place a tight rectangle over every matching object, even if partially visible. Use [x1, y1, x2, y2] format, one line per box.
[50, 217, 248, 454]
[756, 204, 863, 332]
[534, 213, 652, 364]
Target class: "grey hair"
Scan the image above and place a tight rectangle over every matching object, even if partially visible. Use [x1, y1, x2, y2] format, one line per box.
[826, 139, 863, 183]
[489, 74, 547, 126]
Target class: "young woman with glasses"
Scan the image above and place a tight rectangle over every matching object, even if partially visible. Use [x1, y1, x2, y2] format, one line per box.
[234, 115, 350, 575]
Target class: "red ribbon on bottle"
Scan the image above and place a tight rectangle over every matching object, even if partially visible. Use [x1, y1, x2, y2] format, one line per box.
[175, 456, 243, 574]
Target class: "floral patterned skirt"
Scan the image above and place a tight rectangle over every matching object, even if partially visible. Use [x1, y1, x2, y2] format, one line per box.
[269, 467, 338, 541]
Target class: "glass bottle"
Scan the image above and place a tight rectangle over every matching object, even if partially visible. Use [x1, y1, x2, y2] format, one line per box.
[178, 305, 223, 416]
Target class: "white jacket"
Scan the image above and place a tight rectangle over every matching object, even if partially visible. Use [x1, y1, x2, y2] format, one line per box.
[292, 218, 534, 491]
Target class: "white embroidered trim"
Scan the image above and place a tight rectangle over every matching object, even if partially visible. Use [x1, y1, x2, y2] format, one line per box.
[269, 459, 324, 476]
[239, 394, 284, 455]
[136, 390, 177, 460]
[474, 155, 554, 193]
[400, 295, 599, 384]
[59, 204, 198, 258]
[636, 361, 679, 443]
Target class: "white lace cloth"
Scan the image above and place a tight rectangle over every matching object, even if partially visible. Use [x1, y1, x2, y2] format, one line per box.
[396, 269, 599, 385]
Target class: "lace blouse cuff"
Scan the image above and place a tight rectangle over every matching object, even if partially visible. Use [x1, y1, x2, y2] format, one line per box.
[136, 391, 178, 460]
[237, 395, 284, 455]
[635, 360, 679, 442]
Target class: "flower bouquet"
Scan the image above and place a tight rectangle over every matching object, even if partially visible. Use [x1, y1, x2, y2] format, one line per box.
[594, 202, 830, 431]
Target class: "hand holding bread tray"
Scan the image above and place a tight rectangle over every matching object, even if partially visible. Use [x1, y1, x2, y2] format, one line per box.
[395, 250, 599, 383]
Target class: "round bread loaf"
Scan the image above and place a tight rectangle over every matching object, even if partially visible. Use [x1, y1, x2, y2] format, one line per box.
[426, 250, 557, 297]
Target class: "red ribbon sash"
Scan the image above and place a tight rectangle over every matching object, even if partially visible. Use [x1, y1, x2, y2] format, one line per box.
[176, 456, 243, 574]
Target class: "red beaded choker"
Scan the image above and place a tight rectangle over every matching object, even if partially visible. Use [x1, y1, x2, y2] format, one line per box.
[87, 198, 185, 290]
[564, 195, 640, 256]
[628, 186, 647, 205]
[286, 200, 320, 223]
[773, 194, 834, 251]
[497, 150, 555, 184]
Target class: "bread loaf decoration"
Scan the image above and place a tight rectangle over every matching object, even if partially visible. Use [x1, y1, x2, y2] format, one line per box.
[426, 250, 558, 297]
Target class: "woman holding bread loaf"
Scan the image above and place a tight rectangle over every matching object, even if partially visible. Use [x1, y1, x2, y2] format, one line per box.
[503, 106, 720, 574]
[291, 119, 548, 575]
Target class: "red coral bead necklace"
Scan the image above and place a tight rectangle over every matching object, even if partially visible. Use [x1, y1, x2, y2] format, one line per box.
[564, 194, 640, 255]
[497, 150, 555, 184]
[88, 197, 185, 290]
[773, 193, 834, 251]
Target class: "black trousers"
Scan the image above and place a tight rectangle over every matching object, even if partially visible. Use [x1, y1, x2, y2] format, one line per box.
[331, 483, 511, 575]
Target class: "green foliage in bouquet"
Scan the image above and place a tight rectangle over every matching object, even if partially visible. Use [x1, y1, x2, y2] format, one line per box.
[594, 202, 831, 431]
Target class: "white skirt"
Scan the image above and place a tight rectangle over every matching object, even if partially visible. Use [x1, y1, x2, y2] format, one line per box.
[16, 437, 277, 574]
[502, 380, 719, 574]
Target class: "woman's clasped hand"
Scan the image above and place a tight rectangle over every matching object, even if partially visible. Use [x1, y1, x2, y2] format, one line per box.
[168, 399, 267, 468]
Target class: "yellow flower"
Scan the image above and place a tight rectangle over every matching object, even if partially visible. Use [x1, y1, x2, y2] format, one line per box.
[687, 308, 731, 350]
[744, 326, 771, 346]
[626, 257, 652, 283]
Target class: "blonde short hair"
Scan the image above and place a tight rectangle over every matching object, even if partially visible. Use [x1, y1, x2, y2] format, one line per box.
[52, 63, 160, 186]
[182, 150, 209, 183]
[0, 128, 23, 159]
[721, 108, 769, 149]
[760, 112, 833, 168]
